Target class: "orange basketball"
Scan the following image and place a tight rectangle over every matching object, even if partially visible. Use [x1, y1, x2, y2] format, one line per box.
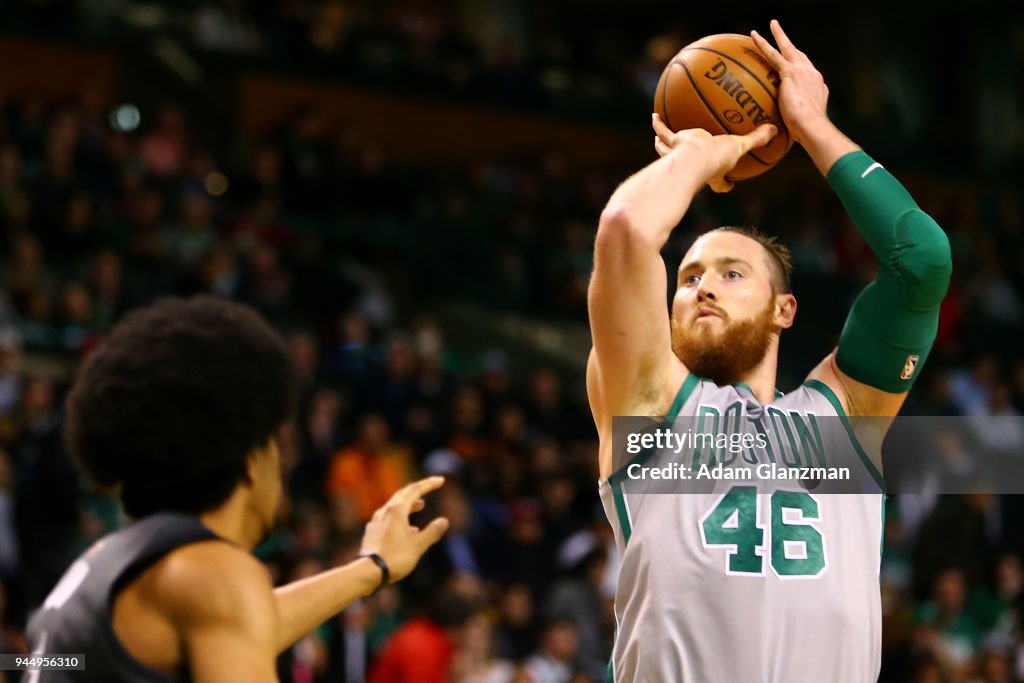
[653, 33, 793, 181]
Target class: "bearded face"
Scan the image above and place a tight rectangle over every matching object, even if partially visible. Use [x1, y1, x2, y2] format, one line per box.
[672, 296, 776, 386]
[670, 231, 795, 386]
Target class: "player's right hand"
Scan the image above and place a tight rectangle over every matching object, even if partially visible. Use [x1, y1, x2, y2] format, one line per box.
[653, 113, 776, 193]
[750, 20, 829, 146]
[359, 476, 450, 583]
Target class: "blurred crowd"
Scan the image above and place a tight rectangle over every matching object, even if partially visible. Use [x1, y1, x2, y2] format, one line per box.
[7, 0, 663, 122]
[0, 91, 618, 682]
[21, 0, 991, 175]
[0, 33, 1022, 682]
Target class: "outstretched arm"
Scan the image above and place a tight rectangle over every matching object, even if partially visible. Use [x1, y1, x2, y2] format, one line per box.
[273, 477, 449, 652]
[588, 119, 777, 427]
[753, 21, 952, 419]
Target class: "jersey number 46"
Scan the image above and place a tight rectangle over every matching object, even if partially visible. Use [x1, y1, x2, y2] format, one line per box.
[700, 486, 826, 578]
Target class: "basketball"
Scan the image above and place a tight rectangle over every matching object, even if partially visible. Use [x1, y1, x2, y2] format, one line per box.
[654, 33, 794, 180]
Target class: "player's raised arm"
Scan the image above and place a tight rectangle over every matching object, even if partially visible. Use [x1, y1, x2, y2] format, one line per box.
[588, 118, 777, 419]
[752, 20, 952, 418]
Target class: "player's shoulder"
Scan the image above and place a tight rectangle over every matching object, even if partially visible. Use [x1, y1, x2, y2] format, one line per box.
[775, 382, 845, 415]
[149, 540, 275, 625]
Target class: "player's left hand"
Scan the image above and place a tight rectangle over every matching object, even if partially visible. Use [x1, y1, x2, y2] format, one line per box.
[359, 476, 450, 584]
[750, 19, 829, 145]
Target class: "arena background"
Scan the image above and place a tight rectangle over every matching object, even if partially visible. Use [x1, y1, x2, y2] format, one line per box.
[0, 1, 1023, 681]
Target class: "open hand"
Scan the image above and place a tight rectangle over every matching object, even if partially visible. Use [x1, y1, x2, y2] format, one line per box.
[360, 476, 450, 583]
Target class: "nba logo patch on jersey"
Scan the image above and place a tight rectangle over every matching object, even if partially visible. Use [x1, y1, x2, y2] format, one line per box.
[901, 355, 920, 380]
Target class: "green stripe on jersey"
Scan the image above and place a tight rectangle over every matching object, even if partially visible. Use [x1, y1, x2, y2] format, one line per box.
[607, 372, 699, 487]
[803, 379, 884, 489]
[607, 372, 700, 548]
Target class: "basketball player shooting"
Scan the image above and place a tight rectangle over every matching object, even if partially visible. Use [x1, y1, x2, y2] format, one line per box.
[588, 20, 951, 682]
[25, 296, 449, 682]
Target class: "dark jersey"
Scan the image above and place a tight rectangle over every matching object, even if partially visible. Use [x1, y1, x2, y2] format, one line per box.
[25, 513, 219, 683]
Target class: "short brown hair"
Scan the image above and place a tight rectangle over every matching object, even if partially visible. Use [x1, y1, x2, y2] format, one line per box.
[707, 226, 793, 294]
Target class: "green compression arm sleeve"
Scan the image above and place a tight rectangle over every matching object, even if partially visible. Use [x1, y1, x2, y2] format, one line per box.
[827, 151, 952, 392]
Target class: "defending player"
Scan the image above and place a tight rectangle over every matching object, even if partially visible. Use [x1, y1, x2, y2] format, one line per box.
[25, 296, 449, 682]
[587, 20, 951, 681]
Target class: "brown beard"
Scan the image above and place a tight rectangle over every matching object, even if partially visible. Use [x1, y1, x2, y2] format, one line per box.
[672, 301, 776, 386]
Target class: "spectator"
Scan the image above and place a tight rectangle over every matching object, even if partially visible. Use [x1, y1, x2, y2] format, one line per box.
[493, 582, 538, 661]
[969, 382, 1024, 459]
[195, 0, 263, 52]
[89, 249, 126, 331]
[292, 387, 346, 499]
[56, 282, 95, 352]
[422, 480, 485, 581]
[361, 332, 419, 432]
[278, 556, 331, 682]
[968, 552, 1023, 634]
[162, 190, 218, 272]
[913, 495, 997, 599]
[0, 329, 22, 415]
[525, 618, 580, 683]
[500, 498, 554, 592]
[326, 413, 411, 522]
[447, 386, 489, 463]
[449, 613, 516, 683]
[973, 646, 1013, 683]
[11, 376, 78, 609]
[0, 449, 20, 579]
[3, 235, 52, 318]
[138, 104, 189, 180]
[543, 548, 612, 681]
[368, 583, 483, 683]
[913, 568, 981, 679]
[950, 355, 998, 416]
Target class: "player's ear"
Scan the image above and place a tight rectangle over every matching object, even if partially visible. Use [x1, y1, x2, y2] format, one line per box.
[774, 292, 796, 329]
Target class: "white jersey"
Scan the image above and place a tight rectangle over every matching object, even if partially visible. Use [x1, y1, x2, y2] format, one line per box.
[599, 374, 884, 682]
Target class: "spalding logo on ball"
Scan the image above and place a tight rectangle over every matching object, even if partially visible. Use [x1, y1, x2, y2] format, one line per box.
[654, 33, 794, 181]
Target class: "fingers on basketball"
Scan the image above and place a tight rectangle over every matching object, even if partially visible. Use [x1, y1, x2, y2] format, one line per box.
[734, 125, 776, 156]
[769, 20, 801, 59]
[709, 178, 735, 194]
[652, 112, 674, 142]
[750, 30, 787, 71]
[770, 20, 813, 67]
